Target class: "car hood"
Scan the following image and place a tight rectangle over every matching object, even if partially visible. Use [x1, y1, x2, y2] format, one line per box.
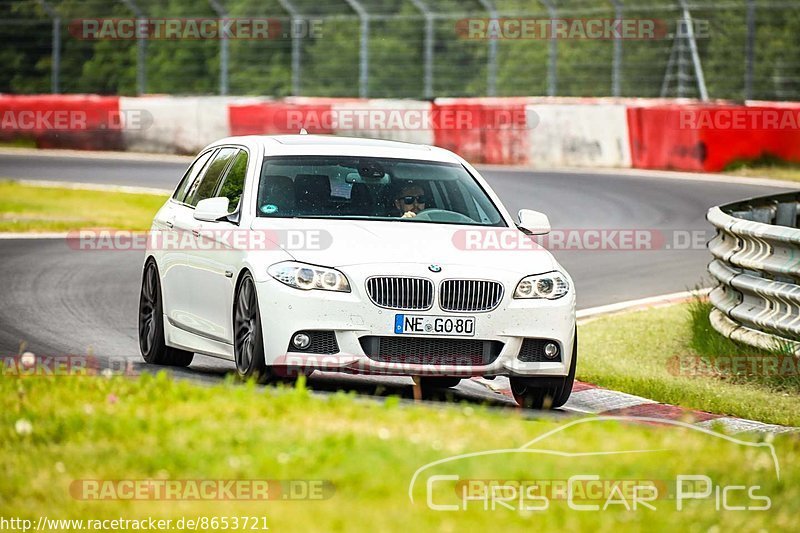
[250, 217, 559, 274]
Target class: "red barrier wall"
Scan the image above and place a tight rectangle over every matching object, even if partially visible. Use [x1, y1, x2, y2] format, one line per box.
[3, 95, 799, 173]
[0, 95, 123, 150]
[433, 98, 530, 164]
[228, 98, 363, 136]
[746, 103, 800, 164]
[628, 104, 800, 172]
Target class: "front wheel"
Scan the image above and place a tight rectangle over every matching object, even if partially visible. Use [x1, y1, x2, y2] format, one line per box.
[233, 272, 272, 384]
[510, 333, 577, 409]
[138, 259, 194, 367]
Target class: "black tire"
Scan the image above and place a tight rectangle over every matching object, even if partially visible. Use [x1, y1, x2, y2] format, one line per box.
[233, 272, 272, 384]
[418, 377, 462, 389]
[510, 333, 577, 409]
[138, 259, 194, 367]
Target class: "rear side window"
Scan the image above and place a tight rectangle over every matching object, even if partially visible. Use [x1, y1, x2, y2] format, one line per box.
[173, 150, 213, 203]
[185, 148, 237, 207]
[217, 149, 248, 213]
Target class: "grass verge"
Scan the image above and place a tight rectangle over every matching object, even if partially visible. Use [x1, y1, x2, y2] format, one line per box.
[0, 138, 37, 149]
[0, 180, 167, 232]
[724, 156, 800, 182]
[1, 371, 798, 531]
[578, 300, 800, 426]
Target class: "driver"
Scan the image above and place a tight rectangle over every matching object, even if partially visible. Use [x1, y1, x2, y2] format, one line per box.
[393, 183, 427, 218]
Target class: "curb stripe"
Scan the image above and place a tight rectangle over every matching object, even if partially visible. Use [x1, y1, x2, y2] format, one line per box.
[601, 403, 722, 423]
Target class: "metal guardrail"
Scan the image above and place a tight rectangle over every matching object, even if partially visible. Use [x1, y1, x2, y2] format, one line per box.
[707, 191, 800, 355]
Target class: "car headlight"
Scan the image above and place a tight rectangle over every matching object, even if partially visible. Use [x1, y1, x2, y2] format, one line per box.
[513, 271, 569, 300]
[268, 261, 351, 292]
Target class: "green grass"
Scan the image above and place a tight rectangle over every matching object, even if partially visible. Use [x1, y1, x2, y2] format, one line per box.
[0, 138, 37, 148]
[688, 299, 800, 390]
[0, 181, 167, 232]
[579, 300, 800, 426]
[1, 371, 798, 531]
[724, 155, 800, 182]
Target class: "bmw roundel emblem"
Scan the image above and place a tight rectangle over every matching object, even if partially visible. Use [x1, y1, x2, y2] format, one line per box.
[428, 264, 442, 273]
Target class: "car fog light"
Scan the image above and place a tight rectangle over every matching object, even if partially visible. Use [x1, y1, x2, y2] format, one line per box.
[292, 333, 311, 350]
[544, 343, 559, 359]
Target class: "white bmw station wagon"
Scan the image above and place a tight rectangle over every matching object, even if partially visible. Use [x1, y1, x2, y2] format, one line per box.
[139, 135, 577, 408]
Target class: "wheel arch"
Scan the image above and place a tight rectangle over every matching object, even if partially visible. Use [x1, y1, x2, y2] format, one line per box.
[231, 266, 253, 327]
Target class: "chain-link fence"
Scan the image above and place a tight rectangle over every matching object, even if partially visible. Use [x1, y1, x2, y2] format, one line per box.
[1, 0, 799, 101]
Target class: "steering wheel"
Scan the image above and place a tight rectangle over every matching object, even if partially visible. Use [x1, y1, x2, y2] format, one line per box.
[409, 209, 476, 223]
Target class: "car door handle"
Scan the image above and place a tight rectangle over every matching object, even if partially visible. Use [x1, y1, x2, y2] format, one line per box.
[165, 220, 174, 228]
[192, 229, 201, 237]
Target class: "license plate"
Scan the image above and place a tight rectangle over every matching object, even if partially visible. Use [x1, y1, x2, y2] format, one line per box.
[394, 314, 476, 337]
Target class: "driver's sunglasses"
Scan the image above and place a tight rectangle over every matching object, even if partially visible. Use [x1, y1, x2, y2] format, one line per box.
[399, 195, 426, 205]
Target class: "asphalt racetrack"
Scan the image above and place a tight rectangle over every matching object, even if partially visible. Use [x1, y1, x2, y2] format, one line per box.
[0, 152, 792, 408]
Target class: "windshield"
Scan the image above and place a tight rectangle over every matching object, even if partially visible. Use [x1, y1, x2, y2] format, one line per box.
[256, 156, 506, 226]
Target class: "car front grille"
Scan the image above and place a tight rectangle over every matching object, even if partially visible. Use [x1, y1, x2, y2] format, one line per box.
[359, 336, 503, 366]
[439, 279, 504, 312]
[517, 339, 560, 362]
[365, 276, 434, 310]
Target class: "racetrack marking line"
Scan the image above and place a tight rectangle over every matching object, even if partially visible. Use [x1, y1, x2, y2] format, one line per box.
[2, 147, 796, 189]
[0, 232, 70, 239]
[577, 288, 711, 324]
[695, 417, 800, 434]
[8, 179, 171, 196]
[476, 164, 800, 190]
[0, 146, 192, 163]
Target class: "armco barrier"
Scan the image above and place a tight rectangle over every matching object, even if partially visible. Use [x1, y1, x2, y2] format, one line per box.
[0, 94, 123, 150]
[526, 103, 631, 168]
[120, 96, 242, 154]
[628, 104, 800, 172]
[707, 192, 800, 355]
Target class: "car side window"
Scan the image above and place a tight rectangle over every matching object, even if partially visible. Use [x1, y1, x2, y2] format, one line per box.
[216, 149, 248, 213]
[173, 150, 214, 204]
[185, 147, 237, 208]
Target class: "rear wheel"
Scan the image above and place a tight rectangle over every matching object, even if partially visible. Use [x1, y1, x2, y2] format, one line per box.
[138, 260, 194, 367]
[510, 333, 577, 409]
[233, 272, 272, 384]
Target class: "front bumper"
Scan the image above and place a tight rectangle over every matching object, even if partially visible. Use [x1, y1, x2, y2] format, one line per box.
[255, 264, 576, 378]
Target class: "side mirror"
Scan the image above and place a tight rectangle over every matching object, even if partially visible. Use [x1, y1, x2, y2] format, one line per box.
[194, 197, 230, 222]
[517, 209, 551, 235]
